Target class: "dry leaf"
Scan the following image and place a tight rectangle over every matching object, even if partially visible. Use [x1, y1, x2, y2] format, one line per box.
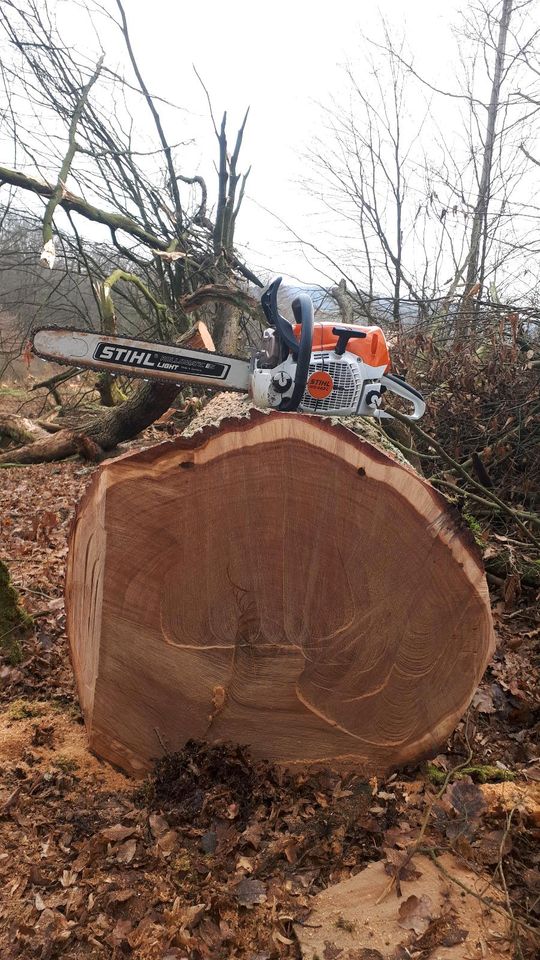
[29, 864, 49, 886]
[149, 813, 169, 838]
[35, 907, 71, 941]
[234, 878, 267, 907]
[115, 838, 137, 863]
[446, 777, 487, 837]
[35, 892, 47, 911]
[397, 893, 432, 935]
[241, 822, 264, 849]
[384, 848, 421, 881]
[413, 915, 468, 951]
[102, 824, 136, 843]
[322, 941, 342, 959]
[164, 900, 206, 929]
[477, 829, 512, 864]
[111, 919, 133, 945]
[60, 869, 76, 888]
[503, 572, 521, 608]
[346, 951, 384, 960]
[157, 829, 178, 855]
[109, 888, 136, 903]
[472, 687, 496, 714]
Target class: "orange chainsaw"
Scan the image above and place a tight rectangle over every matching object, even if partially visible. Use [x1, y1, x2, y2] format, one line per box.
[32, 277, 425, 420]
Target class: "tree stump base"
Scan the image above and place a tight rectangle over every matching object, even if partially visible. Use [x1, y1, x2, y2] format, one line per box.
[66, 397, 494, 776]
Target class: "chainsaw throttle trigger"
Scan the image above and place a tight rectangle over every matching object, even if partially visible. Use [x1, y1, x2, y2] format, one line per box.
[332, 326, 368, 356]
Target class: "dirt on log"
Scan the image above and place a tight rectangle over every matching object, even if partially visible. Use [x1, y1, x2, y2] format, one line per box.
[65, 394, 495, 777]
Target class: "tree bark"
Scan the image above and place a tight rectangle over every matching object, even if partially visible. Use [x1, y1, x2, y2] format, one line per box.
[460, 0, 513, 331]
[0, 558, 32, 663]
[65, 395, 494, 777]
[331, 279, 354, 323]
[0, 414, 50, 446]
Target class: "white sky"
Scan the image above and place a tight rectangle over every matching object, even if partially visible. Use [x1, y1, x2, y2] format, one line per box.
[7, 0, 540, 298]
[95, 0, 465, 284]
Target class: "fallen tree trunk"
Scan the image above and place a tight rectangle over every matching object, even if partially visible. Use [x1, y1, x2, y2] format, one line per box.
[0, 414, 50, 445]
[66, 395, 495, 777]
[0, 322, 214, 465]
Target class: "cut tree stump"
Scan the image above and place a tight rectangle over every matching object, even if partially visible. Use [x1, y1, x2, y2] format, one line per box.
[66, 395, 495, 776]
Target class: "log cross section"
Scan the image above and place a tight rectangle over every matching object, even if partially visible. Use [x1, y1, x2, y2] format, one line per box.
[66, 398, 494, 776]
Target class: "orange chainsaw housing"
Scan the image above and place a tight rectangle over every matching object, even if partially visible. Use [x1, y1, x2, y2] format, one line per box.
[293, 322, 391, 371]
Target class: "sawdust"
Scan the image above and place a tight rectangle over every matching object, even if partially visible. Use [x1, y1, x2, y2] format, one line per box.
[480, 780, 540, 824]
[295, 852, 510, 959]
[0, 701, 129, 792]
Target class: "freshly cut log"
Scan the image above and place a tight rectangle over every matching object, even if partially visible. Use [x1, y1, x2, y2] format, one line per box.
[66, 395, 495, 776]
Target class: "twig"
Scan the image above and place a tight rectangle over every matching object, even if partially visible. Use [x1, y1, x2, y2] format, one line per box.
[153, 727, 170, 754]
[0, 786, 21, 817]
[386, 407, 540, 547]
[496, 809, 524, 959]
[423, 847, 539, 940]
[375, 726, 474, 904]
[0, 609, 50, 643]
[41, 56, 104, 262]
[31, 368, 80, 393]
[433, 478, 540, 522]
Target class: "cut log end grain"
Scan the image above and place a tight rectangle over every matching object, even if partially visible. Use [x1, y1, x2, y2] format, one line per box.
[66, 396, 494, 777]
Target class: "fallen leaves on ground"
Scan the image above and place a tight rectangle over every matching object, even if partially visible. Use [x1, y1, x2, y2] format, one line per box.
[1, 424, 539, 959]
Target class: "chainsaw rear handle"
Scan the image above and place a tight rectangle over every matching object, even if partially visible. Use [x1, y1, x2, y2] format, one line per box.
[380, 373, 426, 421]
[278, 293, 314, 411]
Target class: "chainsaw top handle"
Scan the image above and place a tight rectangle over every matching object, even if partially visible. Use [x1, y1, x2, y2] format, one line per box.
[260, 278, 314, 412]
[260, 277, 299, 360]
[278, 293, 314, 411]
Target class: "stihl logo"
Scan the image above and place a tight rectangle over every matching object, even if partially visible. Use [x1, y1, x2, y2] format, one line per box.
[93, 342, 231, 380]
[97, 344, 153, 366]
[307, 370, 334, 400]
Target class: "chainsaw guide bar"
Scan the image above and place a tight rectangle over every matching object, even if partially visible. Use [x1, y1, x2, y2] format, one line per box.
[32, 327, 250, 392]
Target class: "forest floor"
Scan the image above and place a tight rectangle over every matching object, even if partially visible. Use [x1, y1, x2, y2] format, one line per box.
[0, 388, 539, 960]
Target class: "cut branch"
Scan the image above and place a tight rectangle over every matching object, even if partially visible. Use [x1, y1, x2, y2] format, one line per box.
[0, 165, 169, 250]
[41, 55, 104, 266]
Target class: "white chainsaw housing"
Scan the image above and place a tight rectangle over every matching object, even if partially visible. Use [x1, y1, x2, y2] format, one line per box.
[249, 331, 425, 419]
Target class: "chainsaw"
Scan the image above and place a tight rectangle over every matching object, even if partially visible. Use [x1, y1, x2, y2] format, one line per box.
[31, 277, 425, 420]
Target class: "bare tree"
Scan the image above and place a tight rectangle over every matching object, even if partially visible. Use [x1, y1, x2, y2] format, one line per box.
[460, 0, 514, 330]
[0, 0, 263, 459]
[302, 2, 540, 332]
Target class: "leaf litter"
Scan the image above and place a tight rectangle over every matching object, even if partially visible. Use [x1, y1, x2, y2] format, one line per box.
[0, 446, 539, 958]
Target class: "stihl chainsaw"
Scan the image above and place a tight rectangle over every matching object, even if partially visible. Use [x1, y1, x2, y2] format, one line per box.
[31, 277, 425, 420]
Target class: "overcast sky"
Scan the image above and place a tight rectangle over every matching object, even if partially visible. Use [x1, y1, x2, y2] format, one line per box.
[78, 0, 465, 285]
